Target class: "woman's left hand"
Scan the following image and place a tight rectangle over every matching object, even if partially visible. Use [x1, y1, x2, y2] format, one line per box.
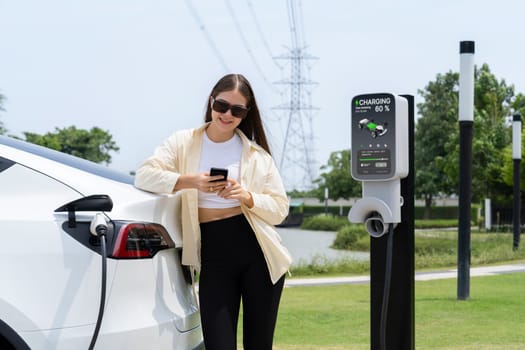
[218, 179, 254, 208]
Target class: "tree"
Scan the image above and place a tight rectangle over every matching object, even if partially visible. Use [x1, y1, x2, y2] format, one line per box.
[415, 71, 459, 218]
[416, 64, 516, 216]
[512, 92, 525, 115]
[312, 149, 361, 202]
[441, 64, 513, 204]
[23, 126, 119, 164]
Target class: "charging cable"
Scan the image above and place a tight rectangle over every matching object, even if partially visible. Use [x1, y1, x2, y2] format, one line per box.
[89, 213, 108, 350]
[379, 223, 395, 350]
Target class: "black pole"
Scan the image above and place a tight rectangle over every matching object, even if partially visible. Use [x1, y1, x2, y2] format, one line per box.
[370, 95, 414, 349]
[513, 158, 520, 250]
[457, 40, 474, 301]
[513, 114, 522, 250]
[457, 120, 472, 300]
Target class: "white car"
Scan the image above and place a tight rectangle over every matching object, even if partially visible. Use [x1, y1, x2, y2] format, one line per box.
[0, 135, 203, 350]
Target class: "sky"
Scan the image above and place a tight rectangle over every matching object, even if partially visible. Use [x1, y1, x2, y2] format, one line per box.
[1, 0, 525, 190]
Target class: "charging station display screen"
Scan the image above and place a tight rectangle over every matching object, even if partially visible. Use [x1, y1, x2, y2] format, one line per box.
[357, 149, 391, 174]
[351, 93, 397, 180]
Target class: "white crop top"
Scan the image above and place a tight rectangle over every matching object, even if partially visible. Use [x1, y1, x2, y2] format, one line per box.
[198, 131, 242, 208]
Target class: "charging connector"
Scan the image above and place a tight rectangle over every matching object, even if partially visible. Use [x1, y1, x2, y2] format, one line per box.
[90, 213, 108, 237]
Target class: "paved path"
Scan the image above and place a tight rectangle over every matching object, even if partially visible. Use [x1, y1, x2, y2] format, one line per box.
[285, 263, 525, 287]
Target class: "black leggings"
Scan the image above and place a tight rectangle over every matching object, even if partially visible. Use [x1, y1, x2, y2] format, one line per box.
[199, 214, 285, 350]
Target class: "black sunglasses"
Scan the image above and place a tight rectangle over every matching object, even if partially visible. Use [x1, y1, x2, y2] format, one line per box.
[211, 97, 250, 119]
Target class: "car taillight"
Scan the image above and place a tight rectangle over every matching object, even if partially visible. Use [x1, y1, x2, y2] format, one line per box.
[111, 222, 175, 259]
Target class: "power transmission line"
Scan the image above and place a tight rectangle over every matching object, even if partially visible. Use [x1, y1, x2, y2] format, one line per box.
[224, 0, 276, 92]
[242, 0, 286, 133]
[245, 0, 284, 70]
[184, 0, 230, 72]
[296, 0, 307, 49]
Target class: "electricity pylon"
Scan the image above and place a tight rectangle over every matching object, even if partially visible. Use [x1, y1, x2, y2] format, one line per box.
[273, 0, 318, 191]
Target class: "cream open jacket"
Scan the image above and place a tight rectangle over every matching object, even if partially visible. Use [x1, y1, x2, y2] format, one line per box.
[134, 123, 292, 284]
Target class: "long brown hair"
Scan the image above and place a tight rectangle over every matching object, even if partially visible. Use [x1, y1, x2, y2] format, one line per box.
[204, 74, 271, 155]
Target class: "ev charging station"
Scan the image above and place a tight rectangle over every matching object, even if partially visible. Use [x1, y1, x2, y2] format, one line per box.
[348, 93, 415, 350]
[349, 93, 408, 235]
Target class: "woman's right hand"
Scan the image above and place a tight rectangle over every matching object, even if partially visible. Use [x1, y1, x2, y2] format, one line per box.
[174, 173, 228, 192]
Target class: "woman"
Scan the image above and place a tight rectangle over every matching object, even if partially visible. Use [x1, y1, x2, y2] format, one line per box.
[134, 73, 292, 350]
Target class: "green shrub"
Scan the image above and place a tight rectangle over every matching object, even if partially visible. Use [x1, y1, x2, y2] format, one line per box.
[414, 219, 458, 228]
[332, 225, 368, 250]
[302, 205, 351, 217]
[414, 206, 459, 219]
[290, 255, 370, 276]
[301, 215, 463, 232]
[301, 203, 480, 220]
[300, 214, 348, 231]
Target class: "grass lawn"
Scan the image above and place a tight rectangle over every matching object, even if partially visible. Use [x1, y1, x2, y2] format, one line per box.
[271, 273, 525, 349]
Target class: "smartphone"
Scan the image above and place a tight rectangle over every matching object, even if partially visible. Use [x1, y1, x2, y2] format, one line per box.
[210, 167, 228, 182]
